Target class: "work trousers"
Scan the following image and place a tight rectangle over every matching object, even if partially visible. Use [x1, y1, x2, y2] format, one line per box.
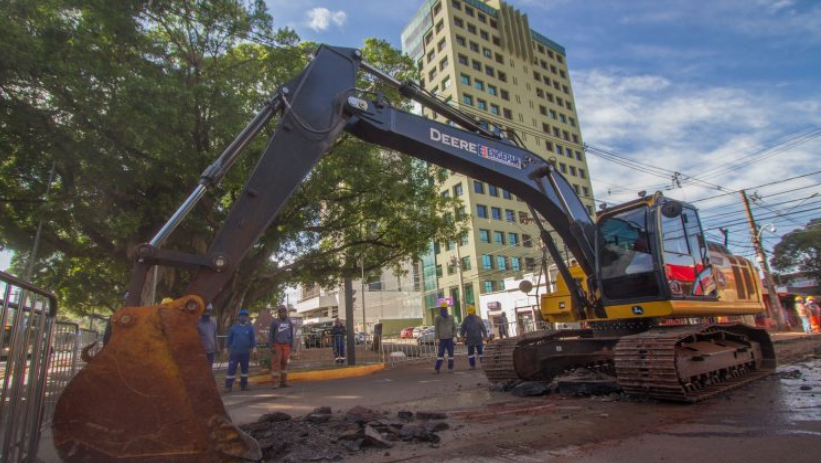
[800, 316, 812, 334]
[467, 343, 484, 367]
[225, 352, 250, 389]
[434, 338, 455, 371]
[333, 336, 346, 364]
[272, 343, 291, 374]
[206, 352, 215, 369]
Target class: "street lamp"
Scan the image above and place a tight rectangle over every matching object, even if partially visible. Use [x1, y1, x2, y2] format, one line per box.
[756, 223, 777, 242]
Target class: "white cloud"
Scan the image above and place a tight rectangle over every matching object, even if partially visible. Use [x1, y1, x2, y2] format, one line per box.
[574, 68, 821, 230]
[305, 7, 347, 32]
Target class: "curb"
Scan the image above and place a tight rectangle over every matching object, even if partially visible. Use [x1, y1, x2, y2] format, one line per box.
[249, 363, 386, 384]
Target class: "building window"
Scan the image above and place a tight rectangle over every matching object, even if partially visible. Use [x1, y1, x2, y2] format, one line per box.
[470, 41, 479, 52]
[502, 189, 512, 199]
[477, 99, 487, 111]
[463, 93, 473, 105]
[474, 79, 484, 91]
[460, 73, 471, 85]
[477, 204, 488, 218]
[482, 254, 493, 270]
[559, 162, 567, 173]
[438, 39, 446, 51]
[472, 60, 482, 71]
[454, 183, 463, 196]
[492, 36, 501, 46]
[477, 12, 486, 23]
[523, 234, 533, 247]
[458, 54, 468, 65]
[456, 35, 466, 47]
[576, 151, 583, 161]
[452, 0, 461, 10]
[511, 256, 522, 272]
[503, 108, 512, 119]
[491, 207, 502, 220]
[442, 76, 451, 89]
[473, 180, 484, 193]
[498, 71, 507, 82]
[454, 17, 464, 28]
[579, 168, 586, 179]
[485, 66, 495, 77]
[433, 1, 442, 15]
[505, 209, 515, 222]
[461, 255, 472, 270]
[495, 52, 504, 63]
[500, 89, 509, 100]
[465, 5, 474, 16]
[483, 280, 494, 293]
[436, 264, 443, 278]
[483, 47, 492, 58]
[479, 229, 490, 243]
[480, 30, 489, 40]
[574, 184, 580, 194]
[525, 257, 536, 271]
[488, 184, 498, 196]
[439, 57, 449, 70]
[569, 166, 577, 176]
[435, 20, 445, 34]
[497, 256, 507, 270]
[508, 233, 519, 246]
[490, 104, 499, 115]
[467, 24, 477, 34]
[493, 231, 505, 245]
[487, 84, 497, 96]
[582, 186, 589, 197]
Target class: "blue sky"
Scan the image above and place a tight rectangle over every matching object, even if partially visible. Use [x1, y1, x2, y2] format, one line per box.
[3, 0, 819, 272]
[261, 0, 821, 260]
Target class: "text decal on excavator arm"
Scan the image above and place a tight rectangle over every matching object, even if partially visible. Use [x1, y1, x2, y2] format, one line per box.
[430, 128, 522, 169]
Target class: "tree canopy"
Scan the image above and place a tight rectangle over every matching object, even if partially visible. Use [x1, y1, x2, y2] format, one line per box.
[770, 218, 821, 285]
[0, 0, 465, 324]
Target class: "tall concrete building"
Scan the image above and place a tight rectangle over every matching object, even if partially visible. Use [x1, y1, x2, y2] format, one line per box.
[401, 0, 595, 325]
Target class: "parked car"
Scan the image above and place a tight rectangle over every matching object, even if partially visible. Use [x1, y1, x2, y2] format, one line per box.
[416, 327, 436, 345]
[412, 326, 430, 338]
[354, 332, 370, 345]
[399, 327, 415, 339]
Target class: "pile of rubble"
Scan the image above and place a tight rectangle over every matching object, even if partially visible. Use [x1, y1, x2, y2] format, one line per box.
[240, 406, 450, 462]
[490, 368, 622, 398]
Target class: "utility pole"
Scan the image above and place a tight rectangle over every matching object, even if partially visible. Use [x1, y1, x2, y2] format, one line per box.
[343, 276, 356, 365]
[740, 190, 786, 331]
[451, 245, 466, 321]
[360, 256, 367, 333]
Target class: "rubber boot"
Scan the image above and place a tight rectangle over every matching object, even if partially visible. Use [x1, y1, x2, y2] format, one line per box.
[279, 372, 289, 388]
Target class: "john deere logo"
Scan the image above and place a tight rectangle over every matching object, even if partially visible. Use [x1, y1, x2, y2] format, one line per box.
[631, 306, 644, 315]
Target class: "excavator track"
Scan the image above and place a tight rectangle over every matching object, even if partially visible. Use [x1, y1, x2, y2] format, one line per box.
[615, 324, 776, 402]
[483, 330, 604, 383]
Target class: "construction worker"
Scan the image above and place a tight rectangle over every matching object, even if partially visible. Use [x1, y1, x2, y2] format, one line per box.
[269, 305, 295, 388]
[331, 317, 347, 364]
[225, 309, 256, 392]
[197, 303, 218, 368]
[498, 312, 509, 338]
[434, 300, 457, 373]
[795, 296, 812, 334]
[459, 305, 488, 370]
[806, 295, 820, 333]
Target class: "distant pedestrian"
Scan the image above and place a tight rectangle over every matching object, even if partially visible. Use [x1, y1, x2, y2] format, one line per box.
[331, 317, 347, 364]
[197, 303, 218, 369]
[434, 301, 457, 373]
[795, 296, 812, 334]
[459, 305, 488, 370]
[806, 296, 820, 333]
[498, 312, 509, 339]
[269, 305, 295, 388]
[225, 309, 256, 392]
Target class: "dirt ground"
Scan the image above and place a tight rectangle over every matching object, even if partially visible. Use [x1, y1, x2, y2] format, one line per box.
[37, 332, 821, 463]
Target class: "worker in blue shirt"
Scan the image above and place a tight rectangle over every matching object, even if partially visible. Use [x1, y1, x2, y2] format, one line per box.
[225, 309, 256, 392]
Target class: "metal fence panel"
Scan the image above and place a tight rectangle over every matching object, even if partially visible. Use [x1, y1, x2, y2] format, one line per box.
[0, 271, 57, 463]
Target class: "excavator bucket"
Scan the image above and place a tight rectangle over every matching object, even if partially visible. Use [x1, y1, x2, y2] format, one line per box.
[52, 296, 261, 463]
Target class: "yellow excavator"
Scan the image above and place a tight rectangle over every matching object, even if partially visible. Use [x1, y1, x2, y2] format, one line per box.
[52, 45, 774, 462]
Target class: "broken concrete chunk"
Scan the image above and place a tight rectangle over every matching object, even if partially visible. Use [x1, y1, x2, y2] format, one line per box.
[415, 411, 448, 420]
[345, 405, 381, 423]
[397, 410, 414, 420]
[511, 381, 549, 397]
[306, 413, 333, 424]
[313, 406, 333, 415]
[363, 425, 394, 448]
[259, 411, 292, 423]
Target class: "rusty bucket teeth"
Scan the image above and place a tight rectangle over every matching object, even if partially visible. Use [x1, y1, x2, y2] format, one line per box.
[52, 296, 261, 463]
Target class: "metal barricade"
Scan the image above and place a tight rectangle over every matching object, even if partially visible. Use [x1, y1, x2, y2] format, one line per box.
[39, 323, 99, 425]
[0, 271, 58, 463]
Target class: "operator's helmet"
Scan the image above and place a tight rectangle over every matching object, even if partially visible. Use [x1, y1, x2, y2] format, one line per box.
[467, 305, 476, 315]
[808, 296, 815, 302]
[161, 297, 174, 304]
[795, 295, 805, 302]
[238, 309, 250, 316]
[440, 300, 449, 308]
